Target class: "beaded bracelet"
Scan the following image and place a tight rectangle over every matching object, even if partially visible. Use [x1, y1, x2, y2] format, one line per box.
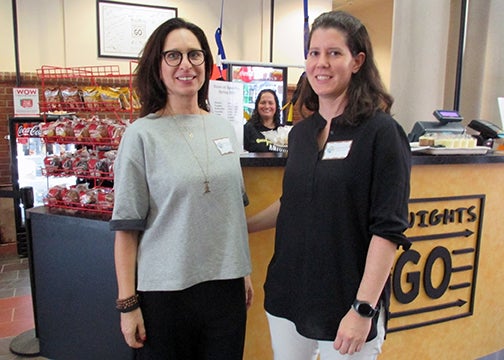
[116, 294, 140, 313]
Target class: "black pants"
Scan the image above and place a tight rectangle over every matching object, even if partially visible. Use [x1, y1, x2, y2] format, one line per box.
[136, 278, 247, 360]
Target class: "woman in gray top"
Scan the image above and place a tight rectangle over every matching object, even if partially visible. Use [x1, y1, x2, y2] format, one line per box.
[110, 18, 253, 359]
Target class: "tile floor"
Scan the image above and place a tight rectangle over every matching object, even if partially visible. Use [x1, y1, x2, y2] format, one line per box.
[0, 243, 47, 360]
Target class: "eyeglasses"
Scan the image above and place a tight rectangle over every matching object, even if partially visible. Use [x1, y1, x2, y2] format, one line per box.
[161, 50, 206, 67]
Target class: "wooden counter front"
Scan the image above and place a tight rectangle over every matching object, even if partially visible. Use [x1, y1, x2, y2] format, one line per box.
[241, 153, 504, 360]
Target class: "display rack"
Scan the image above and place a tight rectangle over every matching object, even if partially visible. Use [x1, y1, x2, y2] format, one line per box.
[34, 62, 138, 215]
[37, 62, 138, 122]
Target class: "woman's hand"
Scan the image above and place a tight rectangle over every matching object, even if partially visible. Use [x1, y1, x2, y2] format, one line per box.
[120, 308, 147, 348]
[244, 275, 254, 310]
[333, 308, 371, 355]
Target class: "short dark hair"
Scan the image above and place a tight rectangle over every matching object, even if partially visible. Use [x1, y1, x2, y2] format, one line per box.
[249, 89, 282, 127]
[298, 11, 393, 125]
[134, 18, 214, 117]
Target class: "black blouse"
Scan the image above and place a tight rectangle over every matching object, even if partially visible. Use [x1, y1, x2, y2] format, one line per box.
[264, 111, 411, 341]
[243, 120, 279, 152]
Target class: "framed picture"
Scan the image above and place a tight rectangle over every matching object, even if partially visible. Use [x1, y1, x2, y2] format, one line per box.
[97, 0, 177, 59]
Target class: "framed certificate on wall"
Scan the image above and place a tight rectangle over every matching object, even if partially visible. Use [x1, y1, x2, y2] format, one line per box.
[97, 0, 177, 59]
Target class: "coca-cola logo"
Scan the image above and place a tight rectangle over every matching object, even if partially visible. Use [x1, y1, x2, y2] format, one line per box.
[17, 124, 41, 137]
[239, 66, 254, 83]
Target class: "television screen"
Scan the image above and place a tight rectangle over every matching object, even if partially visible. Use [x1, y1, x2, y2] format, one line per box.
[226, 63, 288, 123]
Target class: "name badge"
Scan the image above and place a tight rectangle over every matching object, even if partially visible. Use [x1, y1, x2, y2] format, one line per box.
[214, 137, 234, 155]
[322, 140, 352, 160]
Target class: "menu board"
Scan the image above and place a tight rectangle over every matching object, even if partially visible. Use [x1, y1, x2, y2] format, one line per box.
[208, 80, 244, 151]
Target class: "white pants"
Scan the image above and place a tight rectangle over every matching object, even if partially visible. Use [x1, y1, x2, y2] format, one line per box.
[266, 309, 385, 360]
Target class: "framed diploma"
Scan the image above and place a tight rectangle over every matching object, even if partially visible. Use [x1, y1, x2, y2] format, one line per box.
[97, 0, 177, 59]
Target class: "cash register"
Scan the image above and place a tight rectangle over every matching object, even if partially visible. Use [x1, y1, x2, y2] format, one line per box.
[408, 109, 504, 147]
[408, 110, 465, 142]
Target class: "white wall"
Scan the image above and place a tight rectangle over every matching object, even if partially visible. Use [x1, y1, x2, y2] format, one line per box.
[390, 0, 504, 133]
[460, 0, 504, 127]
[341, 0, 394, 89]
[1, 0, 332, 84]
[389, 0, 452, 133]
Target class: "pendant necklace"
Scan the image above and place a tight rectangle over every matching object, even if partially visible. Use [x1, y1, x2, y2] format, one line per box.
[174, 112, 211, 194]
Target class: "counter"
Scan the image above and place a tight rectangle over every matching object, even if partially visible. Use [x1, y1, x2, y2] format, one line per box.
[26, 151, 504, 360]
[240, 150, 504, 167]
[241, 151, 504, 360]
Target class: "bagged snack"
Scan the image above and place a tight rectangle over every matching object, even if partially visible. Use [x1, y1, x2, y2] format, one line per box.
[96, 187, 114, 211]
[98, 86, 122, 110]
[87, 155, 100, 177]
[45, 185, 66, 205]
[119, 88, 132, 110]
[81, 86, 102, 111]
[40, 122, 56, 137]
[88, 122, 109, 142]
[95, 157, 111, 178]
[62, 187, 80, 206]
[73, 119, 91, 141]
[61, 86, 84, 111]
[60, 153, 74, 175]
[72, 157, 89, 177]
[80, 188, 97, 206]
[131, 89, 141, 110]
[44, 87, 62, 112]
[43, 155, 62, 175]
[54, 119, 75, 138]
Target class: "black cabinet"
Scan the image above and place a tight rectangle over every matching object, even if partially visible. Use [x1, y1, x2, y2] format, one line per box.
[28, 206, 133, 360]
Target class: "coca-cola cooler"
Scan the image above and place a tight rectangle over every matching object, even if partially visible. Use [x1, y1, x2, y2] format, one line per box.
[8, 116, 74, 256]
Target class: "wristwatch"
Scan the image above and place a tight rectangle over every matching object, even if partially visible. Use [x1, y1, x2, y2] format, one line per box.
[352, 299, 379, 318]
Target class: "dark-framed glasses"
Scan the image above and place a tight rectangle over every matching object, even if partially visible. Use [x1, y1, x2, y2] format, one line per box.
[161, 50, 206, 67]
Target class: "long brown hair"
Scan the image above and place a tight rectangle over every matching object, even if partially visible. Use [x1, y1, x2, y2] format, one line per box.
[298, 11, 393, 125]
[134, 18, 214, 117]
[249, 89, 282, 128]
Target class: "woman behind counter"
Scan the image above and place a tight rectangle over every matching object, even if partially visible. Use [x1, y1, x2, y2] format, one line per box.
[243, 89, 283, 152]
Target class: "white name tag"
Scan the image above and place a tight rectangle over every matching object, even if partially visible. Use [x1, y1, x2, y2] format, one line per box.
[214, 137, 234, 155]
[322, 140, 352, 160]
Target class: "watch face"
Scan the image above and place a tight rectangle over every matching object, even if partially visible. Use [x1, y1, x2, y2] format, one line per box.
[358, 303, 373, 316]
[353, 300, 377, 318]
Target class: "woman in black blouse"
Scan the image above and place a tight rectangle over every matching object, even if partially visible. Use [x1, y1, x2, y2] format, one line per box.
[243, 89, 282, 152]
[247, 11, 411, 360]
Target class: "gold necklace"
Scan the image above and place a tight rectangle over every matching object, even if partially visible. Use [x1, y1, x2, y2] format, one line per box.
[174, 113, 210, 194]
